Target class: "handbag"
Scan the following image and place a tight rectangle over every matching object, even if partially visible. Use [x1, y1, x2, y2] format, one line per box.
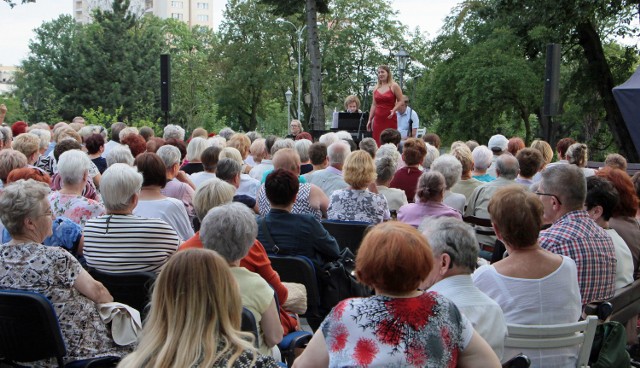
[318, 248, 371, 310]
[588, 321, 631, 368]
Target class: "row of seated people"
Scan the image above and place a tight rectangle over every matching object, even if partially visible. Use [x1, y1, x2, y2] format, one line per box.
[1, 119, 639, 365]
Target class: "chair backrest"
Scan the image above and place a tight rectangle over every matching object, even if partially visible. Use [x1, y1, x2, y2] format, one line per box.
[505, 315, 598, 367]
[240, 307, 259, 348]
[0, 289, 67, 367]
[462, 215, 495, 236]
[321, 220, 371, 254]
[88, 268, 156, 319]
[269, 255, 321, 321]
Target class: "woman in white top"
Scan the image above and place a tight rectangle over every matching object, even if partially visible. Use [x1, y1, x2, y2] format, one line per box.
[133, 152, 194, 241]
[375, 149, 408, 212]
[221, 147, 261, 199]
[473, 186, 581, 368]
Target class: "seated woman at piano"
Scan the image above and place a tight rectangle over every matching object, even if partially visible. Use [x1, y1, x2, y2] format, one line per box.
[343, 95, 362, 113]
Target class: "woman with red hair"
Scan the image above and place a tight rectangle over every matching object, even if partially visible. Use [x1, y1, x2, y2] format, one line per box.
[293, 222, 500, 367]
[596, 167, 640, 280]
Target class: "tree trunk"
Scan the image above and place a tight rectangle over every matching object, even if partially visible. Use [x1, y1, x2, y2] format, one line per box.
[576, 21, 639, 161]
[305, 0, 325, 131]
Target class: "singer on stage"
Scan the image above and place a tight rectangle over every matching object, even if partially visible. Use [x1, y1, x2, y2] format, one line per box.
[366, 65, 404, 145]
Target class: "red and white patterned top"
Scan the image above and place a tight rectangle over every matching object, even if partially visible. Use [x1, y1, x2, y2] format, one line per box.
[321, 292, 473, 367]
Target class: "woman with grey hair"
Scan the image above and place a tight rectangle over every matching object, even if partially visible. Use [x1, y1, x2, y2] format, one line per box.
[375, 156, 407, 212]
[359, 137, 378, 159]
[0, 125, 12, 149]
[218, 127, 236, 141]
[472, 145, 495, 182]
[83, 163, 180, 273]
[106, 145, 134, 167]
[0, 179, 130, 364]
[30, 128, 55, 175]
[422, 142, 440, 170]
[180, 137, 208, 175]
[295, 139, 313, 175]
[162, 124, 185, 141]
[566, 142, 596, 177]
[156, 145, 197, 222]
[200, 202, 284, 357]
[431, 154, 466, 214]
[220, 147, 261, 199]
[397, 171, 462, 227]
[49, 150, 105, 227]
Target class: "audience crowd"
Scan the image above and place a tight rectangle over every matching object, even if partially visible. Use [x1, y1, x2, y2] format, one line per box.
[0, 114, 639, 367]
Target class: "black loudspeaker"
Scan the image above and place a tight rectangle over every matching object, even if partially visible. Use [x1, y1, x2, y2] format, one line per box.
[543, 43, 560, 116]
[160, 54, 171, 112]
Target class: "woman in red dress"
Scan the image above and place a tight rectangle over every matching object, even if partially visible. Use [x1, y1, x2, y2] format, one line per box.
[366, 65, 404, 146]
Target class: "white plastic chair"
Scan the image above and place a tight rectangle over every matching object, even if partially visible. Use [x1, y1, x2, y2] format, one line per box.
[415, 127, 426, 138]
[505, 315, 598, 368]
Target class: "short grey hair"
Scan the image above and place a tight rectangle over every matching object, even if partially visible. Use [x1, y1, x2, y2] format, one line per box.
[100, 163, 143, 211]
[0, 126, 12, 146]
[79, 125, 107, 141]
[216, 158, 242, 182]
[118, 127, 139, 142]
[376, 156, 398, 183]
[0, 150, 28, 183]
[246, 131, 262, 143]
[193, 178, 235, 221]
[541, 164, 586, 210]
[335, 131, 353, 142]
[156, 144, 181, 168]
[422, 143, 440, 169]
[295, 139, 312, 162]
[208, 136, 226, 148]
[422, 217, 479, 273]
[163, 124, 185, 141]
[472, 145, 493, 170]
[218, 127, 236, 141]
[186, 137, 209, 162]
[359, 138, 377, 158]
[495, 153, 519, 180]
[431, 154, 462, 190]
[106, 145, 134, 167]
[327, 140, 351, 165]
[57, 150, 91, 185]
[319, 132, 338, 146]
[416, 171, 446, 202]
[219, 147, 244, 165]
[29, 129, 51, 150]
[200, 202, 257, 262]
[375, 143, 400, 162]
[0, 179, 50, 236]
[271, 138, 295, 156]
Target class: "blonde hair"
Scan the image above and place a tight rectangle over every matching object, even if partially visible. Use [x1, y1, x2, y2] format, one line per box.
[219, 147, 244, 166]
[374, 65, 395, 91]
[530, 139, 554, 165]
[193, 178, 235, 221]
[343, 150, 376, 189]
[118, 249, 256, 368]
[227, 134, 251, 159]
[343, 95, 360, 111]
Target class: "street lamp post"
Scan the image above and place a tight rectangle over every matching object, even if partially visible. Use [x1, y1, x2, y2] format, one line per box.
[394, 47, 410, 90]
[277, 18, 307, 121]
[285, 88, 293, 126]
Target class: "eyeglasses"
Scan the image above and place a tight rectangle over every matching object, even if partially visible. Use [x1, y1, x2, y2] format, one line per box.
[535, 191, 562, 205]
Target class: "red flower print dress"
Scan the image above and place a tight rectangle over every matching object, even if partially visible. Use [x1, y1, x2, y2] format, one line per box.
[321, 292, 473, 367]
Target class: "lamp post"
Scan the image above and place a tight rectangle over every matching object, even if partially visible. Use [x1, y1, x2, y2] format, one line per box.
[277, 18, 307, 121]
[285, 88, 293, 126]
[394, 47, 410, 90]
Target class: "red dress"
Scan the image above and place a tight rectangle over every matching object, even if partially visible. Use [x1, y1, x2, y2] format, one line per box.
[372, 88, 398, 145]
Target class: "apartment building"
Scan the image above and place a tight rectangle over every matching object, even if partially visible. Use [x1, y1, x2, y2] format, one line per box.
[73, 0, 215, 28]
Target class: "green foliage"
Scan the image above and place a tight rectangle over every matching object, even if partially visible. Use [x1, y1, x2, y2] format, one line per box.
[82, 106, 124, 128]
[258, 0, 330, 16]
[0, 95, 27, 124]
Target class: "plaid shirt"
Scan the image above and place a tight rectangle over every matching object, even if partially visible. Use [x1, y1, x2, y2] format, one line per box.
[539, 210, 616, 305]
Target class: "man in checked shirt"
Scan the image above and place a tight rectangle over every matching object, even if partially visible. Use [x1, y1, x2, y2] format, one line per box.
[537, 164, 616, 306]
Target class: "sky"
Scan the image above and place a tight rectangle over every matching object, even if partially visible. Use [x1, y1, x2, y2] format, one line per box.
[0, 0, 461, 67]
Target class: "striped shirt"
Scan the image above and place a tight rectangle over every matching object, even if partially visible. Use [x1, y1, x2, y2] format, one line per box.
[83, 214, 180, 274]
[539, 210, 616, 305]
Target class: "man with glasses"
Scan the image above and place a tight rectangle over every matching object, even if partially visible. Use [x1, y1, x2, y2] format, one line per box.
[396, 97, 419, 140]
[538, 164, 616, 306]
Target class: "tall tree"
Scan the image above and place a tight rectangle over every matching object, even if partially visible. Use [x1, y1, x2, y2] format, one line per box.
[490, 0, 640, 160]
[215, 0, 290, 131]
[260, 0, 329, 129]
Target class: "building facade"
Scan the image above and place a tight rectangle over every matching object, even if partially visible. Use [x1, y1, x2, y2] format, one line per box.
[73, 0, 214, 28]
